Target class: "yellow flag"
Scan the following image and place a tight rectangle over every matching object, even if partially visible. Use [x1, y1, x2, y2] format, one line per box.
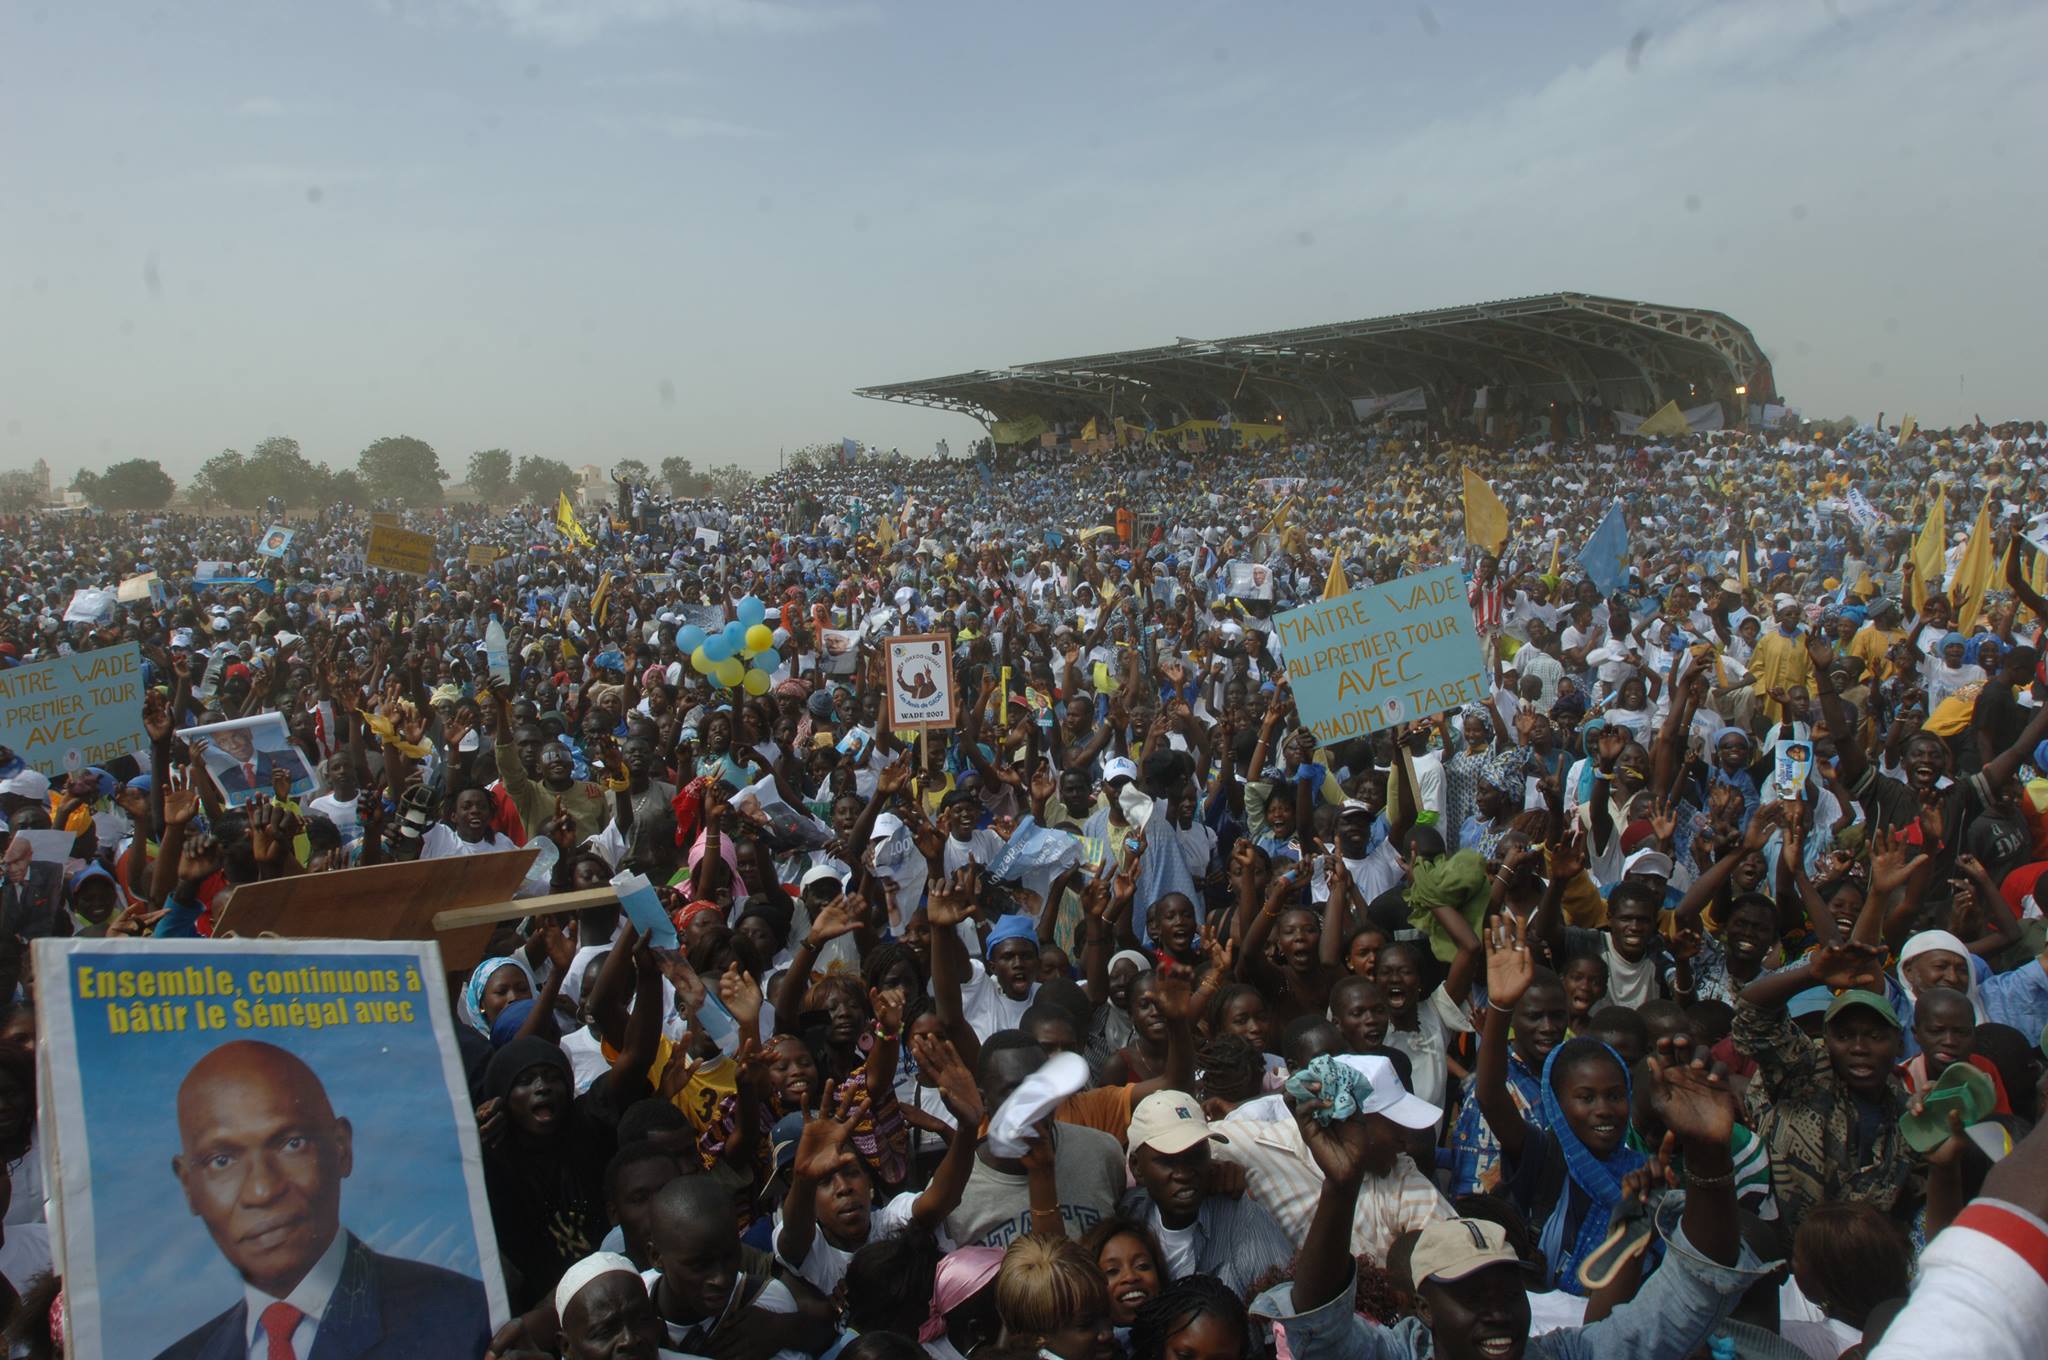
[592, 570, 614, 627]
[1910, 486, 1947, 612]
[1324, 554, 1349, 600]
[1634, 400, 1690, 438]
[1953, 495, 1996, 632]
[556, 491, 592, 550]
[1081, 417, 1099, 442]
[874, 513, 898, 551]
[1898, 413, 1918, 445]
[1547, 535, 1561, 580]
[1461, 467, 1508, 556]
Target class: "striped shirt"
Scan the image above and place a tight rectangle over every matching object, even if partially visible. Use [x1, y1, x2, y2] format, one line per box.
[1210, 1113, 1451, 1264]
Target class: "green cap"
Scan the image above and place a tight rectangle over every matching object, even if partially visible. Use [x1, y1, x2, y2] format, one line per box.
[1900, 1063, 1995, 1153]
[1823, 988, 1901, 1030]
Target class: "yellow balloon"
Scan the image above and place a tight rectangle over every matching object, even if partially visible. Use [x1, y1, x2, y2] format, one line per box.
[744, 624, 775, 654]
[742, 667, 772, 696]
[715, 657, 745, 687]
[691, 646, 713, 674]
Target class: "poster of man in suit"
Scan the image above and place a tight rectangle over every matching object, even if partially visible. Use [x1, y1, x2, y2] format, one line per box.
[34, 937, 508, 1359]
[176, 712, 320, 808]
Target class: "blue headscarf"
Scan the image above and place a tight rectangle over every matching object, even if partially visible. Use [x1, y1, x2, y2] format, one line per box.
[983, 914, 1040, 959]
[1535, 1040, 1646, 1294]
[461, 954, 535, 1036]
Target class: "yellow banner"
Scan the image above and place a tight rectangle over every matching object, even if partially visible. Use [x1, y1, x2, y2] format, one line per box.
[991, 414, 1049, 446]
[1953, 495, 1996, 633]
[1461, 467, 1509, 555]
[367, 525, 435, 576]
[1910, 486, 1947, 612]
[1634, 400, 1690, 438]
[556, 492, 592, 550]
[466, 545, 506, 567]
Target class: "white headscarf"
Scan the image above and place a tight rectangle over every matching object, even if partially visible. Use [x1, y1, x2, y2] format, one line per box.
[1897, 930, 1987, 1023]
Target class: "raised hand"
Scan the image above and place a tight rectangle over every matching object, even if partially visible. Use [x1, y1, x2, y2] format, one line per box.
[718, 962, 763, 1032]
[162, 784, 201, 829]
[1289, 1073, 1373, 1187]
[1484, 913, 1536, 1011]
[1869, 828, 1928, 895]
[143, 690, 176, 743]
[1646, 796, 1677, 846]
[1806, 939, 1886, 992]
[924, 866, 980, 929]
[1643, 1036, 1736, 1146]
[177, 832, 222, 885]
[1545, 826, 1588, 882]
[870, 984, 907, 1036]
[654, 946, 709, 1014]
[912, 1032, 983, 1128]
[790, 1080, 863, 1180]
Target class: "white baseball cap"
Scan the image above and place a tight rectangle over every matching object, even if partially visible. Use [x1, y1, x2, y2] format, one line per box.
[0, 770, 51, 801]
[869, 812, 906, 841]
[1128, 1090, 1229, 1156]
[1622, 847, 1674, 880]
[1335, 1054, 1441, 1129]
[800, 864, 846, 892]
[1101, 756, 1139, 785]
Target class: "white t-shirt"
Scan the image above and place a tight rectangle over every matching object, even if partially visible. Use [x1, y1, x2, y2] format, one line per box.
[774, 1190, 921, 1293]
[420, 824, 520, 860]
[1310, 839, 1404, 908]
[305, 792, 359, 835]
[1150, 1213, 1202, 1281]
[1383, 983, 1473, 1110]
[950, 959, 1038, 1041]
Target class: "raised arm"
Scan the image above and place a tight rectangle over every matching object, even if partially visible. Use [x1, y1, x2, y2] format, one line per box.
[1475, 915, 1536, 1165]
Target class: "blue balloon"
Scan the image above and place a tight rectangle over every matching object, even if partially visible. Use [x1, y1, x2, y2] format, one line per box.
[755, 648, 781, 673]
[737, 595, 767, 627]
[676, 625, 706, 652]
[722, 620, 749, 651]
[702, 634, 734, 663]
[707, 671, 728, 688]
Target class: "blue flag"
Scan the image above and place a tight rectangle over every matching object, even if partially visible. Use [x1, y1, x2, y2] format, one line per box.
[1577, 500, 1629, 596]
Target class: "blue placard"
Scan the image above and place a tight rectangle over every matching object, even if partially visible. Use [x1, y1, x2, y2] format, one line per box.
[0, 642, 147, 776]
[1272, 566, 1488, 747]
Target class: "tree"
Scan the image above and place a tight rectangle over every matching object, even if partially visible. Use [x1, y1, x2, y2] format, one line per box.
[611, 458, 651, 486]
[703, 462, 758, 500]
[515, 455, 578, 503]
[244, 437, 323, 508]
[327, 467, 367, 506]
[0, 470, 41, 514]
[357, 435, 447, 507]
[188, 449, 252, 508]
[467, 448, 513, 504]
[660, 456, 696, 496]
[89, 459, 177, 510]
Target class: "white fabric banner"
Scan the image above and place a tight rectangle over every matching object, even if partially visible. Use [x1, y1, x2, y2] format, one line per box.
[1613, 401, 1725, 435]
[1351, 388, 1428, 421]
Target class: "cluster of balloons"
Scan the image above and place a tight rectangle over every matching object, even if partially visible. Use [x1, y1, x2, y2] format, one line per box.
[678, 595, 781, 696]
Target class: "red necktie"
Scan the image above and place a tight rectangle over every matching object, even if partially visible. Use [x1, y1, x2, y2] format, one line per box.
[243, 761, 257, 789]
[259, 1301, 304, 1360]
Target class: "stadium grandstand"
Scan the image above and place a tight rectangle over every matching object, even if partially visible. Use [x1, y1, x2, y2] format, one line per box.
[856, 292, 1777, 441]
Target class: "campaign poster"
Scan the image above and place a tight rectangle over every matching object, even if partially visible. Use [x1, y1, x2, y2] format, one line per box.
[257, 525, 295, 558]
[177, 711, 323, 808]
[1273, 565, 1488, 748]
[34, 937, 507, 1360]
[1774, 733, 1813, 800]
[884, 633, 956, 730]
[366, 524, 435, 576]
[0, 642, 146, 776]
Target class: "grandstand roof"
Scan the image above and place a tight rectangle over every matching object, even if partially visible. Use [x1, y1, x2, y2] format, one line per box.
[856, 292, 1775, 432]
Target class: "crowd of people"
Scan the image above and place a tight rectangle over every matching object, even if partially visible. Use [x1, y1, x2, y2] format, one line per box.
[2, 411, 2048, 1360]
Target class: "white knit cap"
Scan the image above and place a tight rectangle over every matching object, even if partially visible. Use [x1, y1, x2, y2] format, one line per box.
[554, 1250, 641, 1323]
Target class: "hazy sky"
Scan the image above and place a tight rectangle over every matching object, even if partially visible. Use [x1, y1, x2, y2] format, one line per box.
[4, 0, 2043, 485]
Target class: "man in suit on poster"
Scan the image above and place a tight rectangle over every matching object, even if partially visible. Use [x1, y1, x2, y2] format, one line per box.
[155, 1040, 489, 1360]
